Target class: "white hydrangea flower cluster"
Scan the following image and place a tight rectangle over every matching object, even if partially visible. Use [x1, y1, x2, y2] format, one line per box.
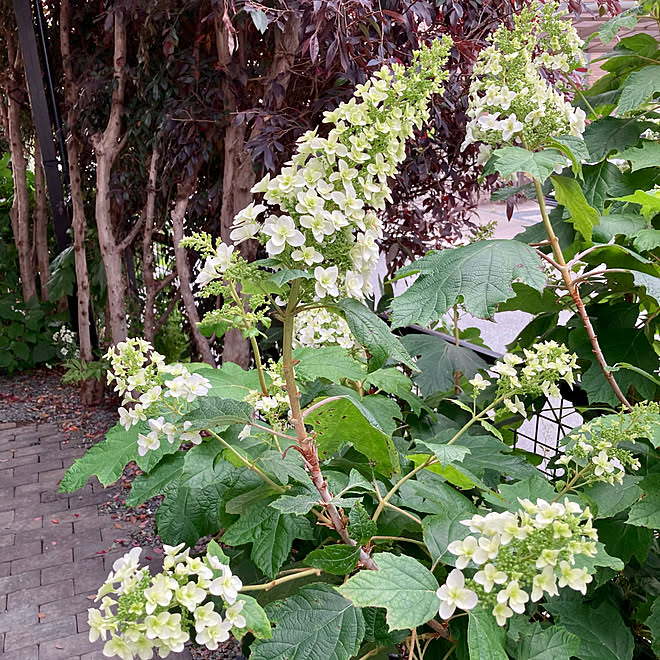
[463, 1, 586, 155]
[469, 340, 579, 417]
[105, 339, 211, 456]
[437, 497, 597, 626]
[89, 544, 246, 659]
[292, 308, 357, 350]
[243, 360, 290, 427]
[228, 39, 451, 303]
[557, 402, 657, 486]
[52, 325, 79, 360]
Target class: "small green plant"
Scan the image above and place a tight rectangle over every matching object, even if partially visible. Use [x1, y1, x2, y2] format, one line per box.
[61, 358, 108, 385]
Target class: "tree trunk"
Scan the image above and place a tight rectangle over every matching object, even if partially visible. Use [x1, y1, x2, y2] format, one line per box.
[61, 0, 93, 362]
[216, 11, 300, 367]
[32, 139, 49, 301]
[171, 172, 215, 366]
[91, 9, 128, 344]
[5, 30, 36, 302]
[142, 149, 160, 344]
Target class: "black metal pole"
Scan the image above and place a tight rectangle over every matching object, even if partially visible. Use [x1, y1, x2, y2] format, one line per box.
[13, 0, 69, 252]
[13, 0, 100, 353]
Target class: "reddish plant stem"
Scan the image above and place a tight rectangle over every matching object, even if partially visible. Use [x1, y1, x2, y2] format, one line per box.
[533, 178, 633, 411]
[282, 282, 378, 570]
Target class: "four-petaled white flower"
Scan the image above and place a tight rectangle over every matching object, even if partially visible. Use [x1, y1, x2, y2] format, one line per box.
[437, 569, 478, 620]
[262, 215, 306, 255]
[314, 266, 340, 298]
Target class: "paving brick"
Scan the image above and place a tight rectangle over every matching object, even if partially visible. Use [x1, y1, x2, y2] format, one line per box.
[38, 470, 66, 489]
[0, 497, 39, 514]
[14, 500, 70, 520]
[0, 564, 9, 578]
[39, 591, 98, 619]
[0, 606, 39, 634]
[72, 539, 116, 563]
[80, 653, 106, 660]
[72, 514, 116, 533]
[0, 472, 39, 489]
[14, 460, 63, 478]
[4, 616, 76, 651]
[1, 644, 39, 658]
[73, 569, 107, 596]
[41, 557, 104, 587]
[11, 445, 44, 457]
[7, 579, 74, 610]
[0, 534, 15, 548]
[0, 511, 14, 529]
[1, 455, 41, 469]
[12, 546, 73, 576]
[3, 515, 43, 533]
[75, 612, 89, 634]
[14, 523, 74, 545]
[0, 569, 41, 595]
[0, 541, 41, 563]
[38, 631, 97, 659]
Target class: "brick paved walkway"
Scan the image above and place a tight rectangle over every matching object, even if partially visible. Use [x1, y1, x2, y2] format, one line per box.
[0, 422, 192, 660]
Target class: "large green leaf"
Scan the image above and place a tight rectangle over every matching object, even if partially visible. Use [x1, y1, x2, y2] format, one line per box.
[126, 453, 186, 506]
[551, 176, 599, 242]
[156, 442, 237, 546]
[632, 228, 660, 251]
[348, 502, 377, 544]
[391, 240, 546, 327]
[335, 299, 415, 371]
[645, 598, 660, 657]
[398, 470, 476, 516]
[508, 622, 580, 660]
[582, 475, 643, 519]
[482, 147, 566, 182]
[233, 594, 272, 641]
[593, 214, 647, 242]
[304, 545, 361, 575]
[583, 117, 653, 161]
[626, 478, 660, 528]
[453, 433, 538, 480]
[305, 396, 400, 477]
[293, 346, 366, 382]
[582, 161, 626, 210]
[338, 553, 439, 630]
[422, 512, 469, 566]
[617, 188, 660, 219]
[543, 599, 634, 660]
[59, 422, 141, 492]
[402, 334, 488, 396]
[618, 65, 660, 113]
[192, 361, 267, 400]
[597, 516, 653, 563]
[222, 500, 313, 577]
[181, 396, 252, 431]
[250, 584, 364, 660]
[618, 140, 660, 171]
[60, 421, 184, 492]
[467, 608, 508, 660]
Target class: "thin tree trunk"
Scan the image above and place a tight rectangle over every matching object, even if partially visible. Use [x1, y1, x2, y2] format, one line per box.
[171, 173, 215, 366]
[216, 11, 300, 367]
[142, 149, 160, 343]
[91, 9, 128, 344]
[5, 30, 36, 302]
[33, 139, 49, 301]
[61, 0, 93, 362]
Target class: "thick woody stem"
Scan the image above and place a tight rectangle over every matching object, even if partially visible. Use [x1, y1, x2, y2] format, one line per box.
[533, 178, 633, 412]
[282, 282, 378, 570]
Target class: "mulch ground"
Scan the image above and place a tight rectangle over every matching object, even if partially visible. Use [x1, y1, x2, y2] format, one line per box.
[0, 367, 243, 659]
